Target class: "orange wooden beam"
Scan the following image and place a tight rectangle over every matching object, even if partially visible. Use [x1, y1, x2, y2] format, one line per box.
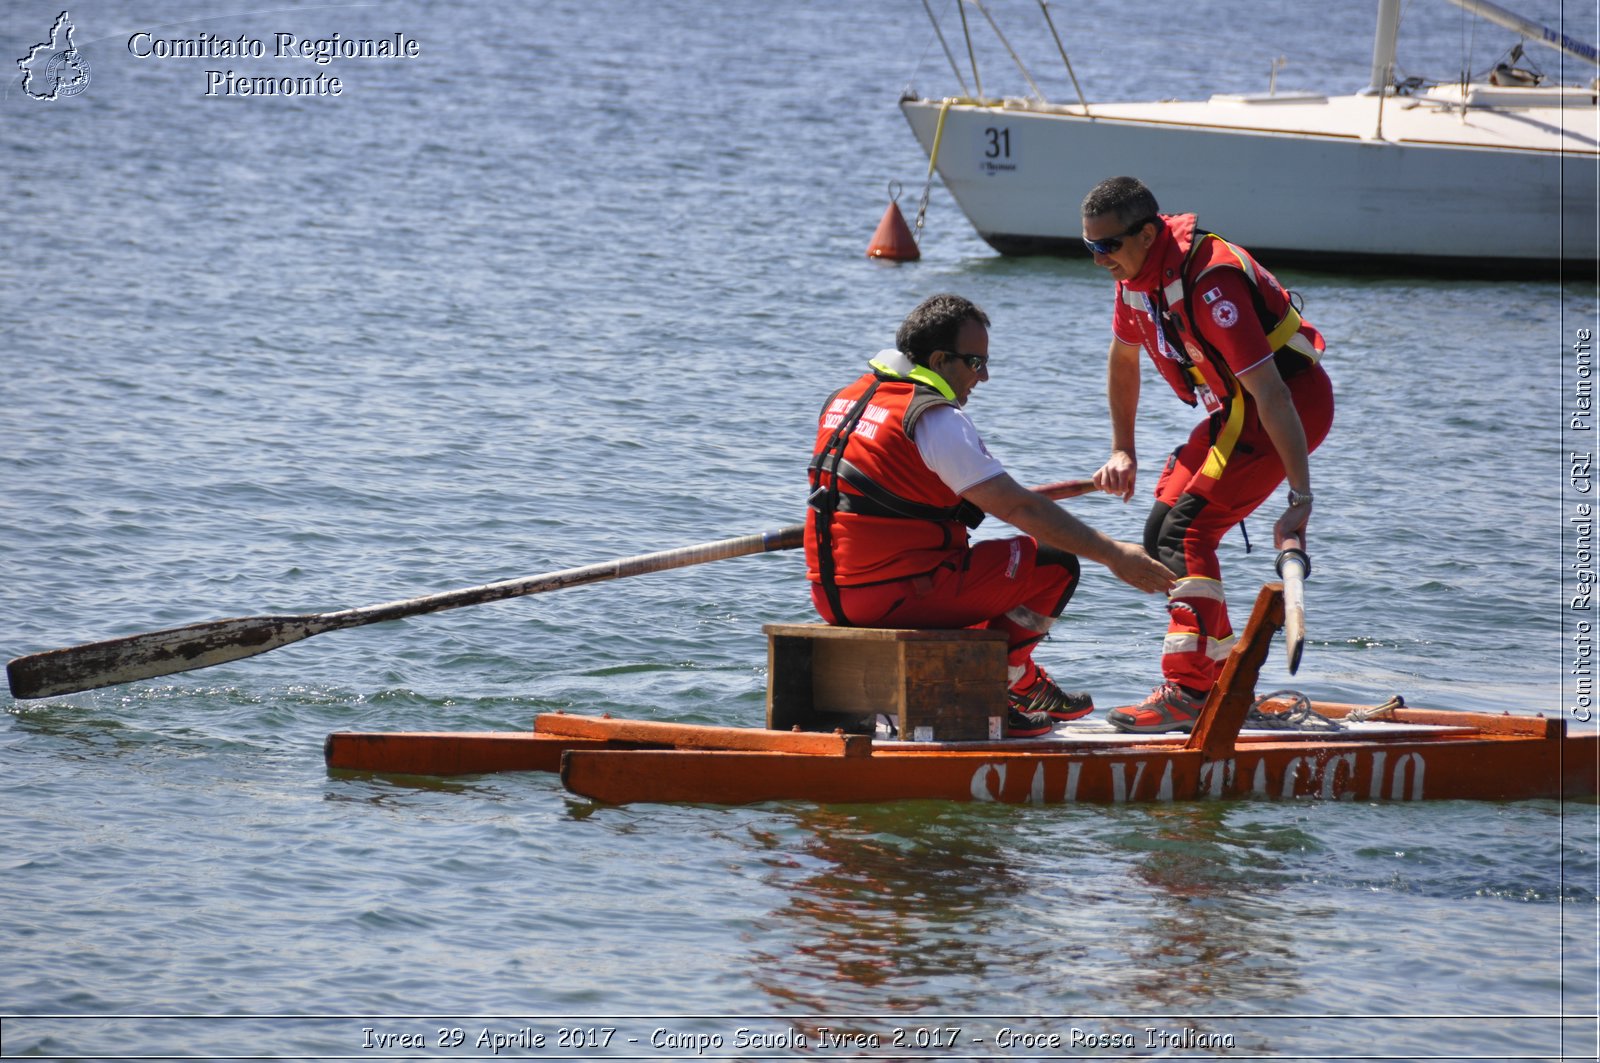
[324, 731, 608, 776]
[534, 712, 871, 757]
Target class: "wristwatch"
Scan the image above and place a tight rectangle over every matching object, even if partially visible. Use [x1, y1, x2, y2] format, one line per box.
[1287, 488, 1314, 507]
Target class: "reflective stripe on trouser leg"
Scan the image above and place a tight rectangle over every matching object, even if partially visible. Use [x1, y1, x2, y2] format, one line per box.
[1161, 576, 1233, 690]
[993, 548, 1079, 688]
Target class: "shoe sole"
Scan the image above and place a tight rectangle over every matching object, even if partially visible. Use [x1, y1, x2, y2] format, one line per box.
[1106, 710, 1195, 735]
[1046, 704, 1095, 722]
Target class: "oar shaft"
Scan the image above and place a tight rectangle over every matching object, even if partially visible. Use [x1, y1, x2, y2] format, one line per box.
[322, 525, 805, 628]
[7, 525, 805, 700]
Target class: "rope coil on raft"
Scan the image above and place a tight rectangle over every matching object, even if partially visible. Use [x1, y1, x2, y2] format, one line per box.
[1245, 690, 1343, 731]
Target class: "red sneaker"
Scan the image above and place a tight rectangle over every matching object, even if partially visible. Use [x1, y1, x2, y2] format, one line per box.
[1107, 681, 1205, 734]
[1009, 666, 1095, 721]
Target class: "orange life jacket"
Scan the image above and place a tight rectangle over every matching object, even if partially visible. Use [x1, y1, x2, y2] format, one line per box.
[805, 365, 983, 620]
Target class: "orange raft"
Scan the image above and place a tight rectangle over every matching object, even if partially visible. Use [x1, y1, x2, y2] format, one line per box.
[325, 586, 1599, 806]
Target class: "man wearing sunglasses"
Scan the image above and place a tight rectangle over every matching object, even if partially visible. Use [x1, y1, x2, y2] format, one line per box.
[1081, 176, 1335, 734]
[806, 292, 1175, 738]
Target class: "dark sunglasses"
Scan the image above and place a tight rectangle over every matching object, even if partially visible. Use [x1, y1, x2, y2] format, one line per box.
[937, 350, 989, 372]
[1082, 217, 1156, 256]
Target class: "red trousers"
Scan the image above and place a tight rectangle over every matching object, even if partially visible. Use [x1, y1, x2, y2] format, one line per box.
[810, 536, 1078, 688]
[1147, 364, 1334, 691]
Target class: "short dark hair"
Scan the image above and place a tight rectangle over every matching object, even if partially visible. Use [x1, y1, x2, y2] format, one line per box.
[1081, 176, 1160, 229]
[895, 293, 990, 364]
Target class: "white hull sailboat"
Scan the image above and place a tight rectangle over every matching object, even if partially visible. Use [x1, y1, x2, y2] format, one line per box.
[900, 0, 1598, 275]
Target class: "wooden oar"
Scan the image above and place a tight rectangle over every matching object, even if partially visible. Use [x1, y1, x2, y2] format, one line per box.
[1275, 534, 1310, 674]
[1034, 478, 1097, 501]
[7, 526, 806, 700]
[8, 478, 1104, 700]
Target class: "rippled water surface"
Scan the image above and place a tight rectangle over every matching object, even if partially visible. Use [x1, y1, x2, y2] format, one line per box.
[4, 0, 1597, 1059]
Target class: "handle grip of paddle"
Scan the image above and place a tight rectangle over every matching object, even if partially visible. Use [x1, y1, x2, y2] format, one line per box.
[1275, 546, 1310, 580]
[765, 525, 805, 552]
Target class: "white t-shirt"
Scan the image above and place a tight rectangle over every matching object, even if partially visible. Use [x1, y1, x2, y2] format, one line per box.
[914, 405, 1006, 495]
[870, 350, 1005, 495]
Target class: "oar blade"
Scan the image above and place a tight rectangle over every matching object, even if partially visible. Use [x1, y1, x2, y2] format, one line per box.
[7, 614, 326, 700]
[1275, 541, 1309, 675]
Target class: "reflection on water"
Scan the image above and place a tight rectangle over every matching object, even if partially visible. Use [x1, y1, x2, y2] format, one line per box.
[743, 800, 1328, 1030]
[1092, 803, 1319, 1027]
[744, 802, 1028, 1017]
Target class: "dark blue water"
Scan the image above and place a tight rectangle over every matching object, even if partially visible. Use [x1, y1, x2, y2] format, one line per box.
[4, 0, 1596, 1058]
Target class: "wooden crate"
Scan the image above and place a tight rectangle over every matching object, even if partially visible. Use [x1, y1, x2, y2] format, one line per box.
[763, 624, 1008, 742]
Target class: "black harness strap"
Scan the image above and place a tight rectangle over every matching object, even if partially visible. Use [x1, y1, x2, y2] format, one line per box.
[810, 457, 984, 529]
[808, 379, 884, 625]
[1153, 228, 1263, 419]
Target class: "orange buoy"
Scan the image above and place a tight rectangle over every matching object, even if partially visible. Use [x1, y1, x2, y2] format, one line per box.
[866, 185, 920, 261]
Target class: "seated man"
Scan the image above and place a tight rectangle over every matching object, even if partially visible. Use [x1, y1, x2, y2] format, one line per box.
[805, 293, 1175, 737]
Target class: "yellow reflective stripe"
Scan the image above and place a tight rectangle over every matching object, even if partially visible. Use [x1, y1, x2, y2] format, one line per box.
[1199, 233, 1320, 362]
[1266, 304, 1303, 351]
[1199, 392, 1246, 480]
[1205, 634, 1237, 661]
[1226, 240, 1255, 280]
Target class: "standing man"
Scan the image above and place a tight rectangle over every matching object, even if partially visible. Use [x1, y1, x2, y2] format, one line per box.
[1082, 176, 1335, 734]
[806, 292, 1175, 738]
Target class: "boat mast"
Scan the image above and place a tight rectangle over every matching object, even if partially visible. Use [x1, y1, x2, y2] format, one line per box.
[1441, 0, 1600, 67]
[1365, 0, 1402, 95]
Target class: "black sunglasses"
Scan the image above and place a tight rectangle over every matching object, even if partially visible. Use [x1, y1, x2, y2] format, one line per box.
[1082, 216, 1157, 256]
[936, 350, 989, 372]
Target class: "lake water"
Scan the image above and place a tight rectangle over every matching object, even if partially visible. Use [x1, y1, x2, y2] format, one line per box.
[3, 0, 1597, 1059]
